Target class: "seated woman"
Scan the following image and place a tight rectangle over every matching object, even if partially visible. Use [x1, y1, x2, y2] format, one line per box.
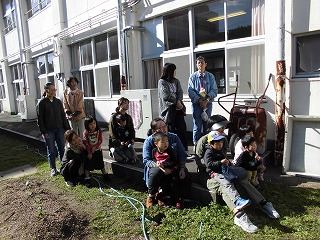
[60, 130, 89, 187]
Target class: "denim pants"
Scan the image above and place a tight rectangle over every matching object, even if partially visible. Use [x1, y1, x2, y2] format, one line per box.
[69, 119, 85, 137]
[44, 128, 65, 169]
[192, 102, 212, 144]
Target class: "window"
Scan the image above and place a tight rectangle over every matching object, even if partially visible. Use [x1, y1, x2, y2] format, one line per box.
[34, 53, 56, 98]
[164, 9, 189, 50]
[10, 64, 23, 98]
[143, 59, 162, 88]
[296, 33, 320, 76]
[71, 32, 120, 97]
[0, 69, 6, 99]
[227, 44, 265, 94]
[27, 0, 51, 18]
[2, 0, 16, 34]
[80, 40, 93, 66]
[195, 0, 225, 45]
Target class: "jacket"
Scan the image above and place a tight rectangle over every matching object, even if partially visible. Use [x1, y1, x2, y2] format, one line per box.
[204, 145, 225, 175]
[63, 88, 86, 121]
[37, 97, 70, 134]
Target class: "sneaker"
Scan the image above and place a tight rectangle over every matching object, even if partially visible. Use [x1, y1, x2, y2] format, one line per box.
[155, 191, 165, 207]
[234, 212, 259, 233]
[260, 202, 280, 219]
[65, 181, 75, 187]
[50, 168, 59, 177]
[85, 178, 91, 188]
[235, 197, 251, 211]
[146, 196, 155, 208]
[186, 151, 195, 160]
[102, 174, 111, 181]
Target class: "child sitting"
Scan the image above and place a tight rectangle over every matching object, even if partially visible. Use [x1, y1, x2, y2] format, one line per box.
[111, 113, 137, 163]
[148, 132, 181, 208]
[83, 116, 110, 186]
[233, 135, 263, 187]
[233, 125, 266, 183]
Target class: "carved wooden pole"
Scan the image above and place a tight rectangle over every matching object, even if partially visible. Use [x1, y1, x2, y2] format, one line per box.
[275, 60, 286, 166]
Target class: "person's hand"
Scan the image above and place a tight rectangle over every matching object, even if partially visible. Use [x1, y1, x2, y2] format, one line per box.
[221, 158, 229, 165]
[92, 146, 96, 152]
[176, 100, 183, 110]
[179, 168, 186, 179]
[256, 155, 261, 161]
[88, 152, 92, 160]
[163, 168, 172, 175]
[44, 133, 49, 139]
[198, 99, 208, 109]
[121, 142, 125, 146]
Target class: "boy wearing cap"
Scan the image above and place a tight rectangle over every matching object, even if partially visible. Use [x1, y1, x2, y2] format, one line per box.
[204, 131, 280, 233]
[188, 56, 218, 148]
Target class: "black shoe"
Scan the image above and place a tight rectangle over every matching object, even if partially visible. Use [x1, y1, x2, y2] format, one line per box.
[103, 174, 111, 181]
[85, 179, 91, 188]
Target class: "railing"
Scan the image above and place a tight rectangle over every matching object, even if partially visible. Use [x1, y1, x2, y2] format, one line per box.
[25, 0, 51, 17]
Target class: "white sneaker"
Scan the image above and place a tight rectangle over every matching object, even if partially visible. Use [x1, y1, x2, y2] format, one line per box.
[65, 181, 75, 187]
[261, 202, 280, 219]
[186, 151, 195, 160]
[234, 212, 259, 233]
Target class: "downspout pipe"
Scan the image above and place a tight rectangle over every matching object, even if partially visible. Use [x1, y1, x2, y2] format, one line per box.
[274, 0, 286, 166]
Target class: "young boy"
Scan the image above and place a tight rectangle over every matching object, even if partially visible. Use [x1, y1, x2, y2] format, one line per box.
[112, 113, 136, 163]
[147, 132, 182, 208]
[233, 135, 263, 187]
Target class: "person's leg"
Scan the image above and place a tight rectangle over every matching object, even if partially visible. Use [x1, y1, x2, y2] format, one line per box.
[173, 111, 188, 151]
[114, 147, 127, 162]
[147, 167, 165, 207]
[77, 119, 85, 137]
[55, 128, 66, 165]
[44, 130, 57, 171]
[233, 179, 265, 205]
[70, 120, 77, 133]
[192, 104, 203, 145]
[202, 103, 212, 136]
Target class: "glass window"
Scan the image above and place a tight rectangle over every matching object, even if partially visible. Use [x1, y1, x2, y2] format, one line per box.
[11, 64, 21, 80]
[196, 51, 226, 94]
[111, 65, 120, 95]
[109, 32, 119, 60]
[80, 40, 93, 66]
[227, 44, 265, 94]
[143, 59, 162, 89]
[296, 33, 320, 76]
[47, 53, 54, 73]
[227, 0, 253, 40]
[36, 55, 46, 75]
[27, 0, 51, 18]
[95, 34, 108, 63]
[96, 67, 110, 97]
[71, 44, 80, 69]
[2, 0, 16, 33]
[195, 0, 225, 45]
[164, 9, 189, 50]
[0, 69, 6, 99]
[82, 70, 95, 97]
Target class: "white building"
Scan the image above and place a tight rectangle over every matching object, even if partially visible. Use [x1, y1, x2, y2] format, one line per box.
[0, 0, 319, 177]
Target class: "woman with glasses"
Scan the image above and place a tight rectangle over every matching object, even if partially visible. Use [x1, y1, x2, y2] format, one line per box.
[37, 82, 70, 176]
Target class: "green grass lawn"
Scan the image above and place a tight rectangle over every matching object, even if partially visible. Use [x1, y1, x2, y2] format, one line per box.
[1, 133, 320, 240]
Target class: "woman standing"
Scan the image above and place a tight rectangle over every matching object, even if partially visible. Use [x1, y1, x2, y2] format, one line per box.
[158, 63, 188, 153]
[63, 76, 86, 137]
[37, 82, 70, 176]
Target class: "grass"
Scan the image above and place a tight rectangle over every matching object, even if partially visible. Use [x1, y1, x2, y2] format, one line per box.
[1, 132, 320, 240]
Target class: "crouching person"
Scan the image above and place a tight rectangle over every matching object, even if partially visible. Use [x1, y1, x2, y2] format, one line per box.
[205, 131, 280, 234]
[60, 130, 88, 187]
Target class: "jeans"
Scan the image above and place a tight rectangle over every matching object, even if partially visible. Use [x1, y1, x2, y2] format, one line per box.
[192, 102, 212, 144]
[44, 128, 66, 169]
[69, 119, 85, 137]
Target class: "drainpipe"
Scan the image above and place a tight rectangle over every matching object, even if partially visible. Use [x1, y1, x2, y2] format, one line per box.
[117, 0, 126, 84]
[274, 0, 286, 166]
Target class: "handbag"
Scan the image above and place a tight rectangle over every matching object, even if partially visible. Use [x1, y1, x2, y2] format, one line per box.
[222, 166, 248, 182]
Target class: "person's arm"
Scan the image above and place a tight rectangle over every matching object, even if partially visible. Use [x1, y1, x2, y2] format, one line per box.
[158, 79, 177, 105]
[95, 129, 103, 149]
[37, 101, 47, 134]
[82, 131, 92, 152]
[176, 79, 184, 101]
[187, 74, 201, 104]
[142, 135, 157, 167]
[126, 114, 135, 143]
[204, 148, 222, 173]
[63, 90, 72, 115]
[206, 72, 218, 102]
[59, 99, 71, 130]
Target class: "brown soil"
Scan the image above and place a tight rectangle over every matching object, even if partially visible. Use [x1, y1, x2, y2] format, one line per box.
[0, 177, 92, 240]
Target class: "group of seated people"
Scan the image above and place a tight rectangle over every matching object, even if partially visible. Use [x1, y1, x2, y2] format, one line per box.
[59, 96, 280, 234]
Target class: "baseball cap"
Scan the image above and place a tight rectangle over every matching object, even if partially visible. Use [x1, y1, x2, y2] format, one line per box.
[207, 131, 225, 143]
[210, 115, 231, 130]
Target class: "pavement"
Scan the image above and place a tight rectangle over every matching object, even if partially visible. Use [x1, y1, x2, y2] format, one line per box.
[1, 112, 319, 204]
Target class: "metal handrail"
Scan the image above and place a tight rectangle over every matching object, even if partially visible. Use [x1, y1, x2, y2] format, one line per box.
[2, 21, 16, 33]
[25, 0, 50, 16]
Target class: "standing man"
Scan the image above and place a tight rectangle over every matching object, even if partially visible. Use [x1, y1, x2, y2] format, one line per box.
[188, 56, 218, 149]
[37, 82, 70, 176]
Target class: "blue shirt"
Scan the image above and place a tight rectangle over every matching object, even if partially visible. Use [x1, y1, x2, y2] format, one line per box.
[188, 71, 218, 104]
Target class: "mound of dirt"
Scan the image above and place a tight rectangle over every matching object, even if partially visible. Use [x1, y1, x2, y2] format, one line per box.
[0, 177, 91, 240]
